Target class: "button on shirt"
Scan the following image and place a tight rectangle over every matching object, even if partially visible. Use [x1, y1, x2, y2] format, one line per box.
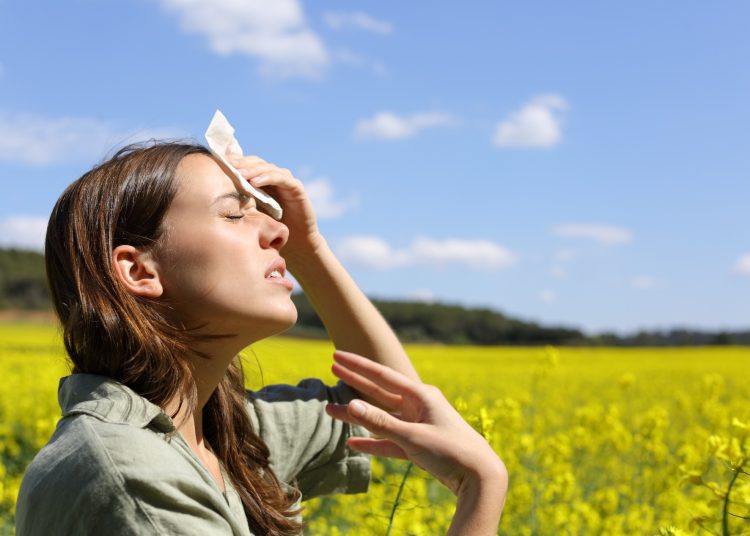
[16, 374, 371, 535]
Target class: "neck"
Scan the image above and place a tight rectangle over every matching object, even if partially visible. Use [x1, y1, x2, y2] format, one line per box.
[165, 334, 250, 450]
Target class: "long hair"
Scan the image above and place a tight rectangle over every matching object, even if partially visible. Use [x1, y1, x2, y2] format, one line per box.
[45, 141, 302, 535]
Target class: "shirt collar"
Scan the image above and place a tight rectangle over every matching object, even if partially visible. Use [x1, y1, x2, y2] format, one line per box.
[58, 373, 175, 433]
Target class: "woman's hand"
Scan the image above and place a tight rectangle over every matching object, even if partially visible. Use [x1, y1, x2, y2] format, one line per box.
[325, 351, 507, 499]
[228, 155, 324, 257]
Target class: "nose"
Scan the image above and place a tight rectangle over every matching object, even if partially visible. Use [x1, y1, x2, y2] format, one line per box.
[259, 214, 289, 251]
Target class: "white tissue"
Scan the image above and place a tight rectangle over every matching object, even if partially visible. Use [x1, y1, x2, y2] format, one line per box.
[204, 110, 283, 220]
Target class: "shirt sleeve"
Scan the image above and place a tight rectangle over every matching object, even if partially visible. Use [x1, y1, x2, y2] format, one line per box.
[245, 379, 371, 500]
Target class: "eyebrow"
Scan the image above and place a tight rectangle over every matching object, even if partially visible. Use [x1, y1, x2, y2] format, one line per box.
[211, 191, 251, 206]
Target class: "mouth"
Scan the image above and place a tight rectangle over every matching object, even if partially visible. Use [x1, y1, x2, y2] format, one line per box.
[265, 258, 286, 279]
[265, 258, 293, 292]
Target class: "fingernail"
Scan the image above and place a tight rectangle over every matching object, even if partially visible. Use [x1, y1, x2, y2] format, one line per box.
[349, 400, 366, 417]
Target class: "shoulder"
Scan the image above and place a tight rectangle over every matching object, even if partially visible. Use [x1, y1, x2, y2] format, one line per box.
[17, 414, 233, 536]
[17, 414, 160, 535]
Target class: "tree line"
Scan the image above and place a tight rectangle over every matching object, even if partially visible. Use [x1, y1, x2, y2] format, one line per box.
[289, 293, 750, 346]
[0, 249, 50, 309]
[1, 248, 747, 346]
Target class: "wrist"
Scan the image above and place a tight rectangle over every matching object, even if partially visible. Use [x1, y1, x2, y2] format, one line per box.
[448, 459, 508, 536]
[457, 455, 508, 500]
[283, 232, 329, 272]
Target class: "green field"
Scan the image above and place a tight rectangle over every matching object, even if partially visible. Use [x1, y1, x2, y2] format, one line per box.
[1, 323, 748, 535]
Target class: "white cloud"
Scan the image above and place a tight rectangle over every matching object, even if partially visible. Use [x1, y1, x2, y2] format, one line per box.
[332, 49, 387, 76]
[493, 93, 568, 148]
[0, 112, 181, 166]
[0, 216, 47, 251]
[336, 236, 409, 269]
[734, 253, 750, 277]
[158, 0, 328, 79]
[630, 275, 658, 289]
[355, 111, 457, 140]
[0, 113, 118, 165]
[323, 11, 394, 34]
[537, 289, 557, 303]
[552, 223, 633, 245]
[336, 235, 517, 270]
[410, 237, 516, 269]
[408, 289, 437, 303]
[305, 178, 357, 219]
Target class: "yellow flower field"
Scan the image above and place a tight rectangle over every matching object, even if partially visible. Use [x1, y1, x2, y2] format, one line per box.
[1, 323, 748, 535]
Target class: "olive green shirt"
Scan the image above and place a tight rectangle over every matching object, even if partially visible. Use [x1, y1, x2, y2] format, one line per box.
[16, 374, 370, 535]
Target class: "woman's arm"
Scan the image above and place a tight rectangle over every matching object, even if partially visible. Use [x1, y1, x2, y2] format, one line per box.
[230, 156, 419, 383]
[283, 238, 420, 382]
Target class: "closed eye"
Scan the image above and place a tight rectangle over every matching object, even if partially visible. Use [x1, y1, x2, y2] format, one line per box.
[219, 195, 268, 221]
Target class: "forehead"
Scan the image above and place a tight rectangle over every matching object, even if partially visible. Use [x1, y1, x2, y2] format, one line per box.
[172, 153, 237, 206]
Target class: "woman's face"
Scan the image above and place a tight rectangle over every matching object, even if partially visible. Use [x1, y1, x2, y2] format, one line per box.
[154, 153, 297, 340]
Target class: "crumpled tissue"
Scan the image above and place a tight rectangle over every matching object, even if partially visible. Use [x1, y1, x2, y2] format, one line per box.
[204, 110, 283, 220]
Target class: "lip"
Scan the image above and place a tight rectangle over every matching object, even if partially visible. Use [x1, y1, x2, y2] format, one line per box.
[265, 257, 294, 291]
[265, 257, 287, 278]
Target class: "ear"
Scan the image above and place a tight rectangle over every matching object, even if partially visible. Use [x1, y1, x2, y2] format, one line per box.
[112, 245, 164, 298]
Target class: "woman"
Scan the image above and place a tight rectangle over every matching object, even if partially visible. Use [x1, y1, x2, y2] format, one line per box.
[16, 142, 507, 535]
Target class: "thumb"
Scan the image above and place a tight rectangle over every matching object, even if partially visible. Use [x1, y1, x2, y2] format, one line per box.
[347, 399, 407, 439]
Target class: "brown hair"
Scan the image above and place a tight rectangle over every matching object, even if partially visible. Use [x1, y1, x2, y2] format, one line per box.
[45, 141, 302, 535]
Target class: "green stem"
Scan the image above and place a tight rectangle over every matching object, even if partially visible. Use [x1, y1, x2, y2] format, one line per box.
[386, 462, 414, 536]
[722, 459, 744, 536]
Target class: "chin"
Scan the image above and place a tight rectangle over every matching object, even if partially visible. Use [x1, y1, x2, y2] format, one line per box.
[192, 297, 299, 344]
[270, 304, 299, 335]
[249, 299, 299, 340]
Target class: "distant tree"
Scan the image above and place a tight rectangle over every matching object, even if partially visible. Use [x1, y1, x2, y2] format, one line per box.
[0, 249, 50, 310]
[712, 332, 732, 345]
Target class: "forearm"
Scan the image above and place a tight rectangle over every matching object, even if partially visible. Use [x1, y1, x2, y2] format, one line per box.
[447, 470, 508, 536]
[284, 237, 420, 383]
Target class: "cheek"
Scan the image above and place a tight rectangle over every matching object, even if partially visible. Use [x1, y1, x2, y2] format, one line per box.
[156, 231, 219, 299]
[157, 228, 260, 304]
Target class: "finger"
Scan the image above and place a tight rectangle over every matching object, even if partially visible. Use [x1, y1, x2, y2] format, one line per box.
[331, 362, 402, 410]
[325, 403, 403, 425]
[228, 155, 266, 166]
[236, 163, 276, 178]
[251, 173, 302, 191]
[325, 402, 352, 422]
[332, 399, 409, 440]
[248, 173, 277, 188]
[333, 351, 419, 396]
[346, 438, 408, 459]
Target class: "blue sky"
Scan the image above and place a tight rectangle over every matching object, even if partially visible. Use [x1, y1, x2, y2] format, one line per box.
[1, 0, 748, 333]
